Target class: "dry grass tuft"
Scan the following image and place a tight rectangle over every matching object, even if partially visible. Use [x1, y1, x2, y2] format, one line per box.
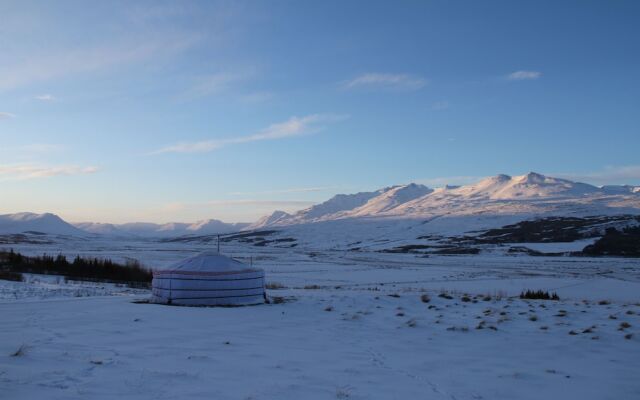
[265, 282, 286, 290]
[10, 344, 27, 357]
[619, 322, 632, 330]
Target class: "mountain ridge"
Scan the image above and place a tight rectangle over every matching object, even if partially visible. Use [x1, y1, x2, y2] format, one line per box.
[251, 172, 640, 229]
[2, 172, 639, 237]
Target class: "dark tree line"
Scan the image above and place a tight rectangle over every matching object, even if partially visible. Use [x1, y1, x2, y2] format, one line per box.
[0, 249, 152, 285]
[583, 226, 640, 257]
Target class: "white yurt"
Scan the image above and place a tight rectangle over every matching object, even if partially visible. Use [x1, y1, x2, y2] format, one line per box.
[152, 251, 265, 306]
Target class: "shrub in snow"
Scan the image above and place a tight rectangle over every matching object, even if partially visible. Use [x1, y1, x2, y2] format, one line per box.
[619, 322, 631, 330]
[520, 290, 560, 301]
[265, 282, 285, 289]
[0, 270, 23, 282]
[10, 344, 27, 357]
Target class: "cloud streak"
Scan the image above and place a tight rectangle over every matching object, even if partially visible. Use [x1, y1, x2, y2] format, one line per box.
[0, 112, 15, 119]
[0, 35, 197, 92]
[206, 199, 315, 207]
[179, 71, 253, 100]
[553, 165, 640, 185]
[152, 114, 348, 154]
[417, 175, 486, 188]
[34, 94, 56, 101]
[228, 186, 342, 196]
[0, 164, 98, 181]
[344, 73, 427, 91]
[507, 70, 542, 80]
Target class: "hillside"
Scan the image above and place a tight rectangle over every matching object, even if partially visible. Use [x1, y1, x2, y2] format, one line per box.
[252, 172, 640, 229]
[0, 213, 85, 236]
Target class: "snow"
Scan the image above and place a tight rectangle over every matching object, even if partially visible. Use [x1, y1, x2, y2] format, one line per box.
[78, 219, 250, 237]
[1, 236, 640, 399]
[251, 172, 640, 230]
[348, 183, 433, 216]
[0, 274, 148, 301]
[2, 171, 640, 398]
[0, 212, 85, 236]
[3, 174, 640, 243]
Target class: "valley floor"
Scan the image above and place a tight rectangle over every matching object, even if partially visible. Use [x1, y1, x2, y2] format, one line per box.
[1, 241, 639, 399]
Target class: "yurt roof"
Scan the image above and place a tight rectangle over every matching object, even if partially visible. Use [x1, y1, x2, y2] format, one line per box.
[168, 251, 259, 273]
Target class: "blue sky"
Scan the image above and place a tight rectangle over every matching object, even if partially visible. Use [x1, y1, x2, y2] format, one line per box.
[1, 0, 639, 223]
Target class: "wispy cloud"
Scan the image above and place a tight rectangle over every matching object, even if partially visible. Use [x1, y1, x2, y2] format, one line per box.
[148, 199, 315, 223]
[152, 114, 348, 154]
[34, 94, 56, 101]
[417, 175, 485, 188]
[206, 199, 315, 208]
[0, 112, 15, 119]
[0, 35, 197, 92]
[238, 91, 273, 103]
[228, 186, 341, 196]
[179, 71, 252, 100]
[0, 164, 98, 181]
[507, 70, 542, 81]
[344, 73, 427, 91]
[432, 100, 450, 110]
[553, 165, 640, 185]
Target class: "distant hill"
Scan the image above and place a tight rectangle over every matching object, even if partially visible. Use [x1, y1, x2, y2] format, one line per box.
[0, 212, 86, 236]
[76, 219, 249, 237]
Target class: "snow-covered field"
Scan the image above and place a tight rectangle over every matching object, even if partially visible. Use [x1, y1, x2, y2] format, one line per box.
[1, 239, 640, 399]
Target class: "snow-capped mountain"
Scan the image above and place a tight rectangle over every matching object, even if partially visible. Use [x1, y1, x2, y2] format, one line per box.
[248, 183, 433, 229]
[74, 222, 129, 236]
[0, 212, 86, 236]
[0, 215, 248, 237]
[184, 219, 249, 235]
[4, 173, 639, 241]
[446, 172, 600, 200]
[251, 172, 640, 229]
[79, 219, 249, 237]
[348, 183, 433, 217]
[249, 210, 292, 230]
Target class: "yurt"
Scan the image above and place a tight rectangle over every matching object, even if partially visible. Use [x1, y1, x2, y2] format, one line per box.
[152, 251, 265, 306]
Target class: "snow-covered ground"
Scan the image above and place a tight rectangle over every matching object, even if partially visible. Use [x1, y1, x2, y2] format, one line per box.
[0, 274, 149, 302]
[1, 237, 640, 399]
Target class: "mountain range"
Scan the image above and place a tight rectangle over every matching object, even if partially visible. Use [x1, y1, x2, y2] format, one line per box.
[0, 215, 248, 237]
[249, 172, 640, 229]
[2, 172, 639, 238]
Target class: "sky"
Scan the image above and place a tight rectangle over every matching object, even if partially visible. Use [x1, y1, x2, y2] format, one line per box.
[1, 0, 639, 223]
